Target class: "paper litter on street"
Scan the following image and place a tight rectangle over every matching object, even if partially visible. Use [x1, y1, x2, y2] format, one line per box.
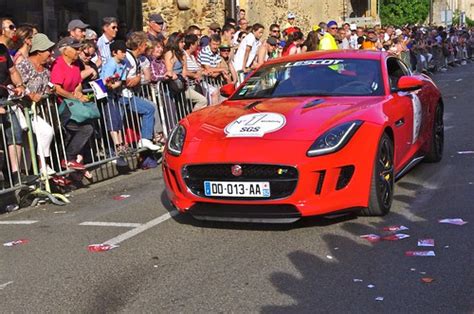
[360, 234, 381, 242]
[405, 251, 436, 257]
[88, 244, 119, 252]
[457, 151, 474, 155]
[382, 233, 410, 241]
[375, 297, 384, 301]
[418, 239, 435, 247]
[3, 239, 28, 247]
[438, 218, 468, 225]
[421, 277, 435, 283]
[113, 194, 131, 201]
[383, 225, 409, 232]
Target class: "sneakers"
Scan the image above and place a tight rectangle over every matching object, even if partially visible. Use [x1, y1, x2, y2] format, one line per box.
[138, 138, 163, 152]
[61, 160, 86, 171]
[51, 175, 72, 187]
[40, 165, 56, 176]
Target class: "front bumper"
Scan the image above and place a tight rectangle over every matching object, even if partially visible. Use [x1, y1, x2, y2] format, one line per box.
[162, 123, 381, 219]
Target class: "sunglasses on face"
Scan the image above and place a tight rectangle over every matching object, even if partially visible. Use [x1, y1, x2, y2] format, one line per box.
[271, 30, 280, 33]
[330, 27, 338, 30]
[111, 26, 118, 30]
[220, 48, 230, 52]
[4, 24, 16, 30]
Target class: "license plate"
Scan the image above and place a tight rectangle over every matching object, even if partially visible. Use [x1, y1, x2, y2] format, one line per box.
[204, 181, 270, 198]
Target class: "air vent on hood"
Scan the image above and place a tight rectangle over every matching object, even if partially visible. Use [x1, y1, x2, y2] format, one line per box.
[303, 99, 325, 109]
[245, 100, 263, 110]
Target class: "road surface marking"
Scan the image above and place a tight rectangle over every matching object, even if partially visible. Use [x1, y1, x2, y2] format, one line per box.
[0, 220, 38, 225]
[103, 210, 178, 246]
[79, 222, 142, 228]
[0, 281, 14, 290]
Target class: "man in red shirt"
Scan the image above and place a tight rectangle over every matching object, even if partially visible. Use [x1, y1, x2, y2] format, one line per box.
[51, 37, 94, 171]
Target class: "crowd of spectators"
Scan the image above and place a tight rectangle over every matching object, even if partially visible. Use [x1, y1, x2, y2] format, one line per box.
[1, 9, 474, 190]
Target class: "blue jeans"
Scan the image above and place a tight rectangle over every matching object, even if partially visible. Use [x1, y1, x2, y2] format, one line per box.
[119, 96, 156, 140]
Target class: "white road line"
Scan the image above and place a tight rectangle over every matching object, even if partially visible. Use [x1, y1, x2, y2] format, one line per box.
[103, 210, 178, 246]
[0, 281, 14, 290]
[79, 222, 142, 228]
[0, 220, 38, 225]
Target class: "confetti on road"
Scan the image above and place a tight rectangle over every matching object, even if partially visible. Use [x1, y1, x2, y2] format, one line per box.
[421, 277, 435, 283]
[405, 251, 436, 257]
[456, 78, 463, 82]
[0, 281, 13, 290]
[457, 151, 474, 155]
[418, 239, 435, 247]
[383, 225, 409, 232]
[382, 234, 410, 241]
[367, 284, 375, 289]
[326, 255, 333, 260]
[353, 279, 363, 282]
[54, 211, 67, 214]
[375, 297, 384, 301]
[360, 234, 381, 243]
[88, 244, 119, 252]
[3, 239, 28, 247]
[113, 194, 131, 201]
[438, 218, 468, 225]
[410, 268, 416, 272]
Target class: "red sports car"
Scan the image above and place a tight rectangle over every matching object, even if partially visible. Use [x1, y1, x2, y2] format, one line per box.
[163, 51, 444, 223]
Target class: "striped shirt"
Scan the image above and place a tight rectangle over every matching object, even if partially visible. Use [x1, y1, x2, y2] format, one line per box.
[197, 45, 222, 68]
[185, 51, 201, 72]
[97, 34, 113, 65]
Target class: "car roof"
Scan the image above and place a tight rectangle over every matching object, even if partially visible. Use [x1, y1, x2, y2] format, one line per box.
[265, 50, 387, 65]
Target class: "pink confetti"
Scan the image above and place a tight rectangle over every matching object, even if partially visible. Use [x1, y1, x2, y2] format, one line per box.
[405, 251, 436, 257]
[360, 234, 381, 243]
[383, 225, 409, 232]
[3, 239, 28, 247]
[88, 244, 119, 252]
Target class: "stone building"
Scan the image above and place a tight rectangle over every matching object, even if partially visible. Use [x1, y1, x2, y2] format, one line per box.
[143, 0, 380, 35]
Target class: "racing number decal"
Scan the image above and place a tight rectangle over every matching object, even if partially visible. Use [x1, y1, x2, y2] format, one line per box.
[225, 113, 286, 137]
[411, 93, 422, 144]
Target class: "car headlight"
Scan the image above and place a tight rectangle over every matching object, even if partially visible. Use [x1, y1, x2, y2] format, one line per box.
[307, 120, 363, 157]
[167, 124, 186, 156]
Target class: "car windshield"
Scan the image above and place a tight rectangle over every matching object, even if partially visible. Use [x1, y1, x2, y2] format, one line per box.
[230, 58, 384, 100]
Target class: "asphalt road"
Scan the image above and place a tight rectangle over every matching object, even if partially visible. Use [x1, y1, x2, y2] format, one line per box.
[1, 64, 473, 313]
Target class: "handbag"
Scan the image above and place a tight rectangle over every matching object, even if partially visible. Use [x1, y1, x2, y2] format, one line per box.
[58, 98, 101, 124]
[166, 74, 187, 96]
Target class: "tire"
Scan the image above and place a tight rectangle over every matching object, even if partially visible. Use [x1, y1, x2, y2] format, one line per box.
[424, 103, 444, 163]
[360, 133, 394, 216]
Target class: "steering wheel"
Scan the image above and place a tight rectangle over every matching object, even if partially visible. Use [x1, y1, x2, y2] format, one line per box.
[334, 81, 373, 94]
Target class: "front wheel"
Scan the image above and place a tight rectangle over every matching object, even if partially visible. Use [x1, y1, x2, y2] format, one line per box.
[424, 103, 444, 163]
[360, 133, 394, 216]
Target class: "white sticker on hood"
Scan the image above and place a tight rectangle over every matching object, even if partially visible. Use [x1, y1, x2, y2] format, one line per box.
[225, 113, 286, 137]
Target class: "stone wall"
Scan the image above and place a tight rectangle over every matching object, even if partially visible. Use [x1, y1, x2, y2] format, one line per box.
[243, 0, 355, 33]
[142, 0, 226, 34]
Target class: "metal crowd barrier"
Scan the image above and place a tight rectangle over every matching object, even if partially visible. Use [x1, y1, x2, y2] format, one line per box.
[1, 74, 233, 210]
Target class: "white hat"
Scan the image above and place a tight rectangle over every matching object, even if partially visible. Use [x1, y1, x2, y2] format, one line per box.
[395, 29, 402, 36]
[350, 23, 357, 31]
[287, 12, 296, 19]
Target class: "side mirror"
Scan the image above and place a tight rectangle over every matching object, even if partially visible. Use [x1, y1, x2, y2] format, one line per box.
[395, 76, 423, 92]
[220, 83, 236, 97]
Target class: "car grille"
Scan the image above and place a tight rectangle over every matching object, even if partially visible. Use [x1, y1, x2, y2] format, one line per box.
[182, 164, 298, 200]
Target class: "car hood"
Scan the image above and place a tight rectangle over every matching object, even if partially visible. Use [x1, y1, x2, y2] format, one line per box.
[183, 96, 385, 141]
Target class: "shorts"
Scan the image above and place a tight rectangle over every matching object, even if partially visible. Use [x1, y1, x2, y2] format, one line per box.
[1, 111, 23, 145]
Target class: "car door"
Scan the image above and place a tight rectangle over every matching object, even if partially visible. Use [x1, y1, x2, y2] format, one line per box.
[385, 57, 415, 169]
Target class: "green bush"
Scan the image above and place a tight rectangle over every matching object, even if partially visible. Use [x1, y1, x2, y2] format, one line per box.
[380, 0, 430, 26]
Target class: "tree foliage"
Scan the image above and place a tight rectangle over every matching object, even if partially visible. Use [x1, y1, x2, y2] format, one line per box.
[380, 0, 430, 26]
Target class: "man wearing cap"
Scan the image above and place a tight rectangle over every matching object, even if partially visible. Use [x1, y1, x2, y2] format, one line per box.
[68, 19, 89, 41]
[254, 37, 278, 68]
[51, 37, 95, 171]
[281, 12, 296, 33]
[16, 33, 56, 177]
[147, 13, 165, 42]
[319, 20, 339, 50]
[200, 22, 221, 48]
[97, 17, 119, 65]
